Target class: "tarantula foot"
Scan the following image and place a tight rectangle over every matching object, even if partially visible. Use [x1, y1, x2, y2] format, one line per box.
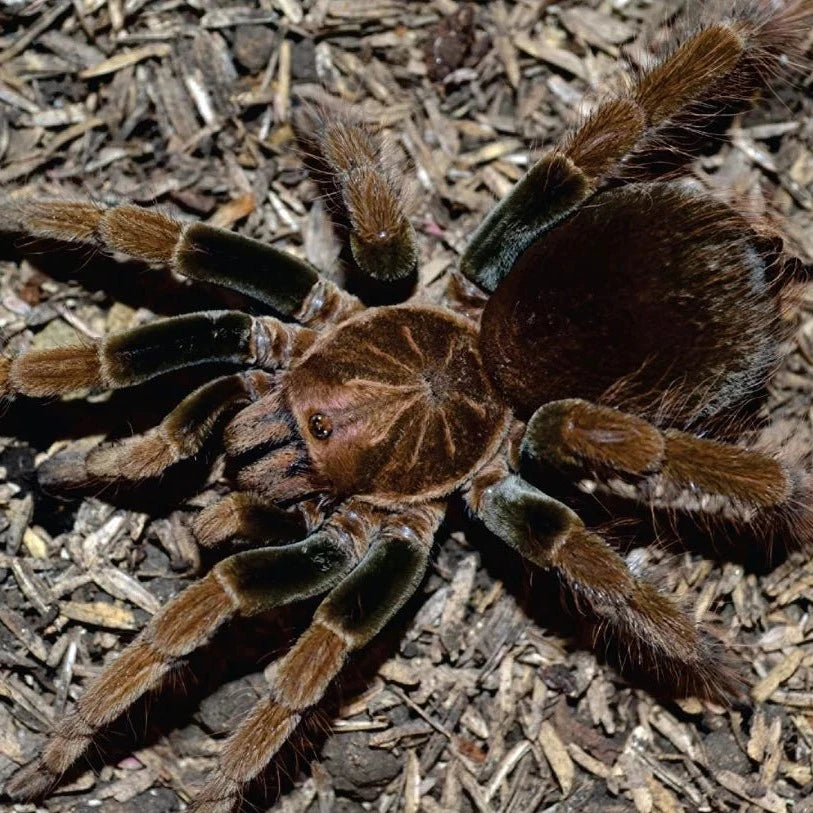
[189, 776, 241, 813]
[689, 657, 746, 708]
[5, 758, 59, 802]
[650, 625, 747, 708]
[37, 446, 94, 491]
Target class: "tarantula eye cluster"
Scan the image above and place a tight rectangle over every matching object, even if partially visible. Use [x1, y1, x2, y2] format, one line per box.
[309, 413, 333, 439]
[1, 2, 812, 811]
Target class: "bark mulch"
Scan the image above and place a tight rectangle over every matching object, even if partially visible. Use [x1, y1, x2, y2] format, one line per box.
[0, 1, 812, 811]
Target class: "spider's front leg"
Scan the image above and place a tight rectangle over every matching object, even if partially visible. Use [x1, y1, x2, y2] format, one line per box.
[293, 107, 419, 282]
[0, 311, 314, 399]
[192, 501, 443, 813]
[4, 499, 376, 803]
[523, 399, 813, 548]
[39, 371, 280, 487]
[466, 460, 742, 702]
[1, 199, 362, 326]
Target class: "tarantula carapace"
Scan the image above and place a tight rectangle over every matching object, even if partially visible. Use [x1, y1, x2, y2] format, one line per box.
[2, 2, 812, 810]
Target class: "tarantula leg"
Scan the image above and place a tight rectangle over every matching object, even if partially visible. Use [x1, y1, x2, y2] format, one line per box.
[193, 493, 311, 548]
[461, 1, 813, 289]
[39, 372, 276, 485]
[0, 311, 315, 398]
[522, 399, 813, 545]
[466, 463, 741, 703]
[4, 504, 369, 803]
[294, 107, 418, 282]
[1, 199, 362, 326]
[616, 1, 813, 181]
[192, 502, 443, 813]
[460, 152, 594, 291]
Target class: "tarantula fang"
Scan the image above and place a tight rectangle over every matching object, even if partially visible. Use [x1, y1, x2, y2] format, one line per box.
[2, 2, 813, 810]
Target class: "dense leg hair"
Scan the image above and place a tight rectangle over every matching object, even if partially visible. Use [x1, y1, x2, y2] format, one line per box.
[294, 105, 419, 282]
[4, 501, 376, 803]
[461, 0, 813, 290]
[192, 502, 443, 812]
[617, 0, 813, 181]
[0, 199, 362, 326]
[0, 311, 315, 398]
[39, 371, 277, 484]
[192, 492, 314, 548]
[466, 460, 741, 702]
[522, 399, 813, 548]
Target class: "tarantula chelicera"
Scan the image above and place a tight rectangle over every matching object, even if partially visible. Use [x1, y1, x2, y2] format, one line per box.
[2, 2, 813, 810]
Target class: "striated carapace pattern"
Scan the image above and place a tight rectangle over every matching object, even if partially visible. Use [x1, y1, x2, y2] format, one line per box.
[286, 305, 511, 503]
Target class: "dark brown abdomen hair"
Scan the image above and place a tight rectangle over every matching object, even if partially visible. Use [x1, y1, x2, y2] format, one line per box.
[479, 183, 784, 427]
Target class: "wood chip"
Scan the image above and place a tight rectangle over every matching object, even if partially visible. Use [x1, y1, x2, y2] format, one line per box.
[59, 600, 138, 631]
[79, 44, 173, 79]
[753, 650, 805, 703]
[90, 567, 161, 614]
[539, 721, 575, 796]
[568, 742, 610, 779]
[403, 750, 421, 813]
[715, 770, 789, 813]
[0, 607, 49, 662]
[207, 193, 257, 229]
[559, 7, 636, 48]
[514, 33, 589, 80]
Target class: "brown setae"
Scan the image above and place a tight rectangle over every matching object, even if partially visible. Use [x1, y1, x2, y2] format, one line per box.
[1, 2, 812, 811]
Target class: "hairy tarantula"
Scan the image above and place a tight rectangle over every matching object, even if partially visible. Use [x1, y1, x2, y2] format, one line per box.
[2, 1, 813, 810]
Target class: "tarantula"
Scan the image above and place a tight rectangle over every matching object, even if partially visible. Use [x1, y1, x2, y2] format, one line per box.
[2, 2, 812, 810]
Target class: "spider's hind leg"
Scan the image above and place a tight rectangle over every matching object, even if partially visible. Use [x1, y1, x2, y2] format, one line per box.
[461, 0, 813, 290]
[466, 460, 743, 703]
[522, 399, 813, 554]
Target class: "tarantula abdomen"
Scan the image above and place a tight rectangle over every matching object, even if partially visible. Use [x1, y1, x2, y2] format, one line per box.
[481, 183, 786, 423]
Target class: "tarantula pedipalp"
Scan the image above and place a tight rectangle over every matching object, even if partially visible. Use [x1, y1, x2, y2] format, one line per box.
[2, 1, 812, 810]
